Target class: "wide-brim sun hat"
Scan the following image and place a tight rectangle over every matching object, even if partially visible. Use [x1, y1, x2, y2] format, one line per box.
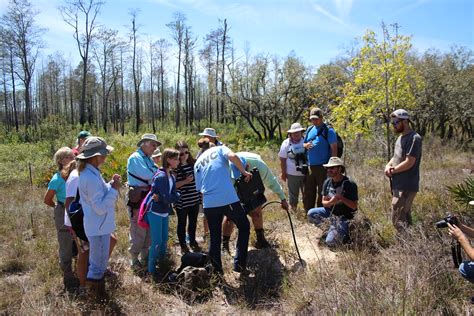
[137, 133, 162, 147]
[198, 127, 219, 138]
[287, 122, 305, 133]
[469, 200, 474, 206]
[323, 156, 344, 168]
[76, 136, 114, 159]
[152, 148, 162, 158]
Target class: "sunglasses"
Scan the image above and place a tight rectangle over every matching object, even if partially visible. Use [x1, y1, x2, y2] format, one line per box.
[391, 119, 402, 126]
[179, 151, 190, 156]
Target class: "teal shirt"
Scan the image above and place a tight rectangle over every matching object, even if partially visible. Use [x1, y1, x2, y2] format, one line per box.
[236, 152, 287, 201]
[48, 171, 66, 203]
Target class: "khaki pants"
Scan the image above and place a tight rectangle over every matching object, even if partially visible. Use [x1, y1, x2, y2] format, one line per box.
[129, 207, 151, 261]
[53, 204, 73, 272]
[303, 165, 327, 211]
[391, 190, 417, 231]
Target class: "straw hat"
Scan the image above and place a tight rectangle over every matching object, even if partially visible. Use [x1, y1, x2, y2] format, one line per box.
[323, 156, 344, 168]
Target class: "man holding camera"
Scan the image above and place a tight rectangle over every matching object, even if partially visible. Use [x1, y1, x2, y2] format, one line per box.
[447, 203, 474, 286]
[279, 123, 307, 212]
[303, 108, 338, 211]
[384, 109, 422, 232]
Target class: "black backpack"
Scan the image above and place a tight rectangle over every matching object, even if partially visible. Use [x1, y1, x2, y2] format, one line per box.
[68, 190, 88, 242]
[306, 124, 344, 158]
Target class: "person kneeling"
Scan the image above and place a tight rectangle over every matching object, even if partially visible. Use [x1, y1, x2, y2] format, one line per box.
[307, 157, 358, 247]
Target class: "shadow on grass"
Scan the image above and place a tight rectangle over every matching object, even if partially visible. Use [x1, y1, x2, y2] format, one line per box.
[222, 248, 285, 309]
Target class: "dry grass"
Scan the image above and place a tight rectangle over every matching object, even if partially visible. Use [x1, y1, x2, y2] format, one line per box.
[0, 136, 473, 314]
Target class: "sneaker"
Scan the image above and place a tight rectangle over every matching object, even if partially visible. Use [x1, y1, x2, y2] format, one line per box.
[254, 238, 271, 249]
[189, 240, 201, 252]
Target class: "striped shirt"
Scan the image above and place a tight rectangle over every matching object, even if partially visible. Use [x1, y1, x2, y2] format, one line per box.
[174, 163, 201, 210]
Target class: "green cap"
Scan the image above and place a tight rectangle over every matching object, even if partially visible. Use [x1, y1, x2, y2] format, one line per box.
[77, 130, 91, 139]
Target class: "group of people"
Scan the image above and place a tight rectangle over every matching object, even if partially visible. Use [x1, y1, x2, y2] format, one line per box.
[43, 106, 472, 300]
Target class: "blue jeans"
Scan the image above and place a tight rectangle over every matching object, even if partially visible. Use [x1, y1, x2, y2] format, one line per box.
[204, 201, 250, 273]
[459, 260, 474, 283]
[87, 234, 111, 280]
[148, 212, 169, 273]
[307, 207, 349, 247]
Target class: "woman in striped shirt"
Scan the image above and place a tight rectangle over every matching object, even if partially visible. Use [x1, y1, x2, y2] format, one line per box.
[174, 141, 202, 254]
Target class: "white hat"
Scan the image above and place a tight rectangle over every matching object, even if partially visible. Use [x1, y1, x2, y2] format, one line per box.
[152, 148, 162, 158]
[390, 109, 410, 120]
[323, 156, 345, 168]
[198, 128, 219, 138]
[469, 201, 474, 206]
[287, 123, 305, 133]
[137, 133, 161, 147]
[76, 137, 114, 159]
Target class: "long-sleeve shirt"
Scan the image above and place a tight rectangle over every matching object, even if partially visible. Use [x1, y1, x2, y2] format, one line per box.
[127, 148, 158, 187]
[150, 169, 180, 215]
[236, 152, 286, 201]
[78, 164, 118, 237]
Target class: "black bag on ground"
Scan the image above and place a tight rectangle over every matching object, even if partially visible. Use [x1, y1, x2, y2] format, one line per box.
[177, 252, 209, 273]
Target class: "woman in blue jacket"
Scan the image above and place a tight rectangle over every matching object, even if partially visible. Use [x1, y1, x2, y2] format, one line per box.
[76, 137, 121, 298]
[147, 148, 181, 274]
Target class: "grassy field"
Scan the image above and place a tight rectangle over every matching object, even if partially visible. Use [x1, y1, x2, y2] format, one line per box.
[0, 132, 473, 314]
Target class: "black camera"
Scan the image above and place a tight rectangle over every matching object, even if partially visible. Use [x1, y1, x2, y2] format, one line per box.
[289, 146, 308, 175]
[435, 214, 459, 228]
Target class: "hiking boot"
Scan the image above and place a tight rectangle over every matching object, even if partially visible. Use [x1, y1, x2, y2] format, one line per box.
[254, 237, 271, 249]
[85, 278, 100, 300]
[254, 229, 271, 249]
[189, 240, 201, 252]
[180, 244, 190, 255]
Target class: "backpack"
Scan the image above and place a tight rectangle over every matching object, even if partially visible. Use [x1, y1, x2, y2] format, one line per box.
[306, 124, 344, 158]
[68, 190, 88, 242]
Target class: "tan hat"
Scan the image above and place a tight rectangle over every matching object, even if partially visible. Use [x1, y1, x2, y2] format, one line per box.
[390, 109, 410, 120]
[76, 136, 114, 159]
[323, 156, 344, 168]
[137, 133, 161, 147]
[287, 122, 305, 133]
[309, 107, 323, 119]
[198, 127, 219, 138]
[152, 148, 162, 158]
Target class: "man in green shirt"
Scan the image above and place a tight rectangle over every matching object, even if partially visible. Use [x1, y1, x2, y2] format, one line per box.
[223, 152, 289, 250]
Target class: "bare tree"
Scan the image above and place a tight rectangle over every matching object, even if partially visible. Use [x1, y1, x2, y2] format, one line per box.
[129, 10, 142, 133]
[155, 38, 169, 121]
[59, 0, 104, 126]
[93, 26, 119, 132]
[1, 0, 44, 129]
[166, 12, 186, 130]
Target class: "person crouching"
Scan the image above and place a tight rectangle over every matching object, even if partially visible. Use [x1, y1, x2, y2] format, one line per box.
[307, 157, 358, 247]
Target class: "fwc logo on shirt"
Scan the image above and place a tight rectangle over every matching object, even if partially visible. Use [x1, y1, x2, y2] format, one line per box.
[197, 151, 219, 169]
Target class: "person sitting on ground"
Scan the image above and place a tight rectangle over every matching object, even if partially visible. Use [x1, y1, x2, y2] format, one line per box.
[223, 152, 289, 250]
[152, 148, 162, 167]
[43, 147, 75, 286]
[174, 141, 202, 254]
[307, 157, 358, 247]
[194, 141, 251, 275]
[72, 131, 91, 156]
[279, 122, 306, 212]
[76, 137, 120, 298]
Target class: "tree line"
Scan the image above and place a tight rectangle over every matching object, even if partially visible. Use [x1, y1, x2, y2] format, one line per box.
[0, 0, 472, 147]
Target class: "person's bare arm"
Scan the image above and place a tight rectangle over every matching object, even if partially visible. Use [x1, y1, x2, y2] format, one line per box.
[44, 190, 56, 207]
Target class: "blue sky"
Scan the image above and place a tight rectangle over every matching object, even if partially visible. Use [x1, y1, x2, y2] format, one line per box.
[1, 0, 473, 68]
